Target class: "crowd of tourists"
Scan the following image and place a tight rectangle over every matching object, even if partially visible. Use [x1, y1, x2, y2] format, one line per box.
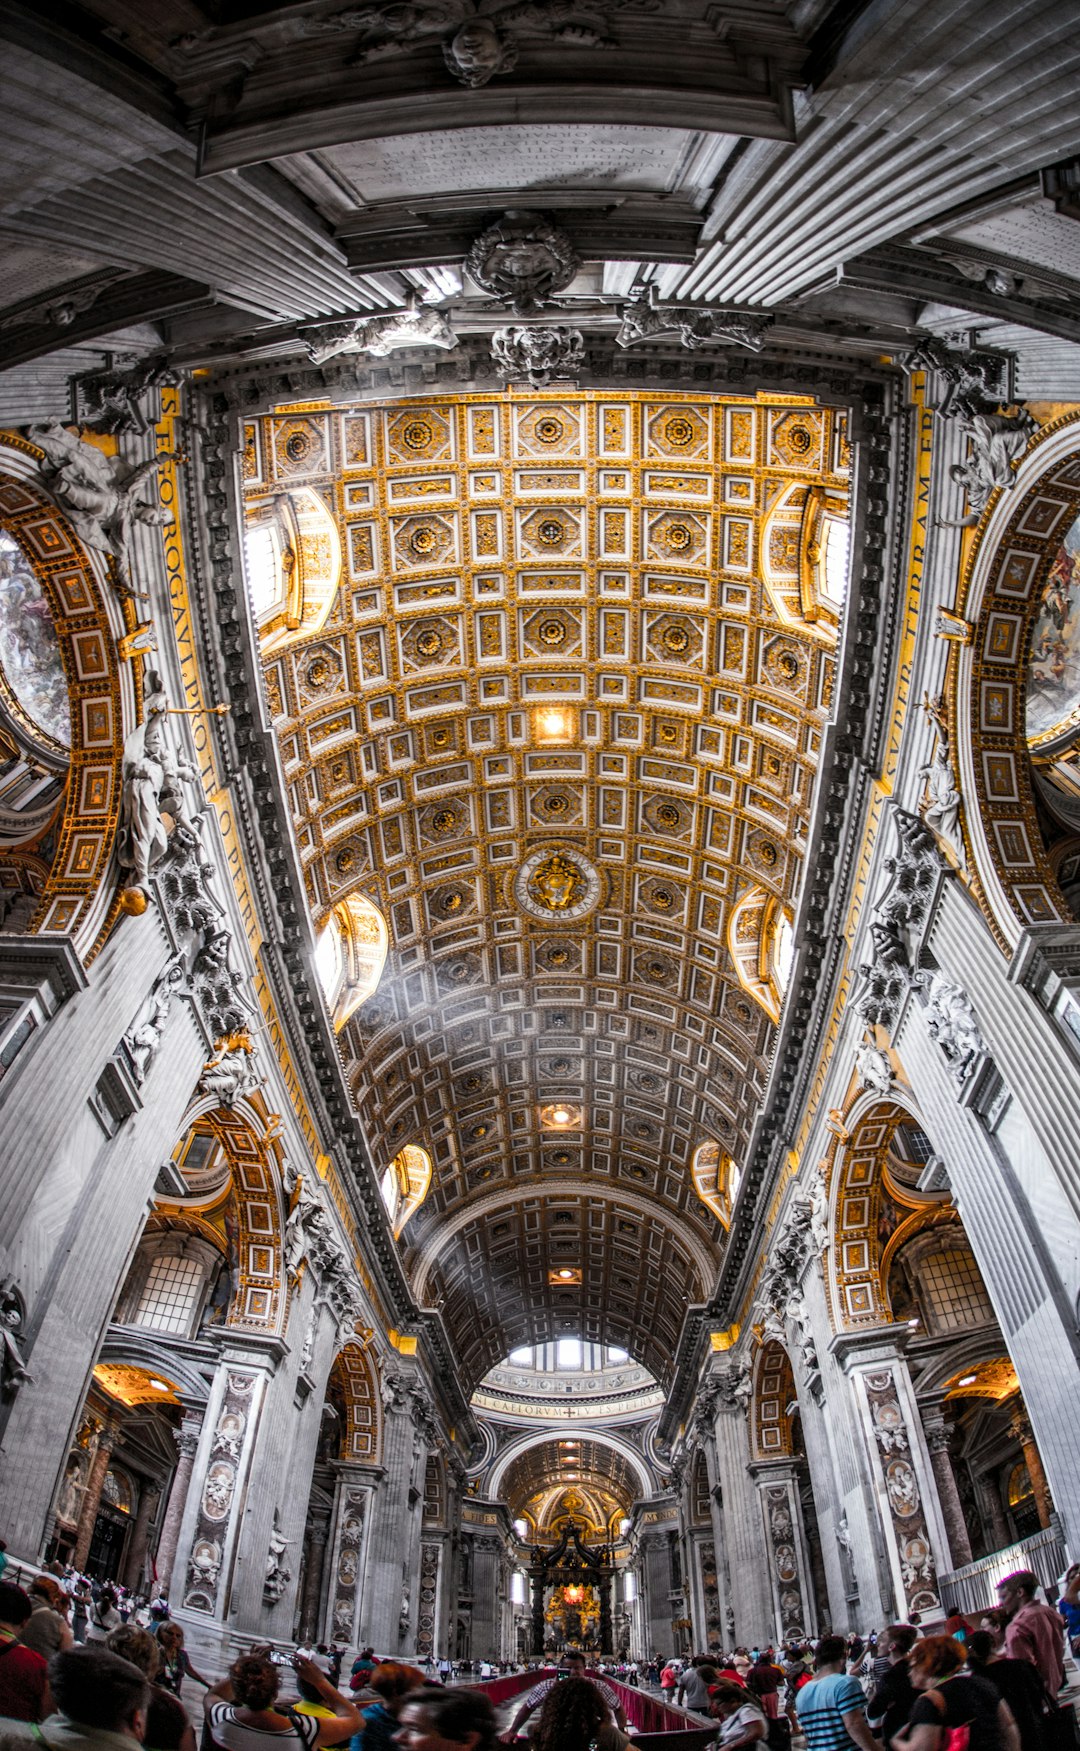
[0, 1564, 1076, 1751]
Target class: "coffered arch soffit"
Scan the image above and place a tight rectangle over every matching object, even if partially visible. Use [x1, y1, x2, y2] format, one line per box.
[497, 1436, 646, 1530]
[247, 389, 852, 1378]
[486, 1423, 654, 1503]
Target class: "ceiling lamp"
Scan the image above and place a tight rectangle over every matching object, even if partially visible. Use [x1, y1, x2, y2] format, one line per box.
[533, 706, 577, 745]
[540, 1102, 582, 1130]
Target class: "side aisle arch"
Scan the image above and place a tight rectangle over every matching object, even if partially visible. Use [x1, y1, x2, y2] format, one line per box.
[161, 1096, 288, 1335]
[955, 413, 1080, 947]
[751, 1338, 797, 1460]
[330, 1341, 381, 1464]
[0, 436, 131, 954]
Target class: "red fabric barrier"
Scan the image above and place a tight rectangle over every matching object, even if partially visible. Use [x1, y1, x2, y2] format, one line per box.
[466, 1671, 715, 1749]
[461, 1669, 555, 1705]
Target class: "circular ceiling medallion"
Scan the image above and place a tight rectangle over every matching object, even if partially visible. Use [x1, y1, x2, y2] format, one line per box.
[514, 845, 602, 923]
[402, 419, 434, 451]
[664, 415, 695, 449]
[536, 416, 565, 444]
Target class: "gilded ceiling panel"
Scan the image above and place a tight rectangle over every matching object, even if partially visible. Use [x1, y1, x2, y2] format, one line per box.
[247, 389, 850, 1383]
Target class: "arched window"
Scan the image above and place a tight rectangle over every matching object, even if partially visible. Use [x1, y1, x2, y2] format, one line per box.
[380, 1143, 432, 1236]
[116, 1232, 225, 1340]
[691, 1140, 739, 1226]
[242, 488, 341, 653]
[727, 886, 794, 1024]
[316, 892, 389, 1029]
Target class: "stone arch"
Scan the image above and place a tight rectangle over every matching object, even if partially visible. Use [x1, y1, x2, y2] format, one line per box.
[954, 411, 1080, 948]
[486, 1423, 654, 1502]
[825, 1094, 941, 1331]
[0, 437, 131, 955]
[751, 1337, 797, 1461]
[328, 1340, 381, 1465]
[158, 1097, 288, 1335]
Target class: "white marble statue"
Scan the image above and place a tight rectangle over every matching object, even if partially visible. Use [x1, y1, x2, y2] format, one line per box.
[30, 422, 179, 594]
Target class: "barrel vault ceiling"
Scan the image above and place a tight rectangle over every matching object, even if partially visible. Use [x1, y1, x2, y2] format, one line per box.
[249, 386, 849, 1389]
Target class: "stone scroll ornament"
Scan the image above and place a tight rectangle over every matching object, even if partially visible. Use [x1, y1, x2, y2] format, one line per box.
[295, 0, 661, 87]
[303, 293, 457, 365]
[616, 285, 773, 352]
[185, 1371, 255, 1613]
[491, 325, 584, 387]
[861, 1369, 940, 1616]
[330, 1490, 367, 1644]
[466, 212, 581, 315]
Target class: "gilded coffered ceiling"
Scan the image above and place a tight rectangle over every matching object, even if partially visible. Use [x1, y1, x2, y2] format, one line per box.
[246, 387, 850, 1388]
[500, 1437, 641, 1534]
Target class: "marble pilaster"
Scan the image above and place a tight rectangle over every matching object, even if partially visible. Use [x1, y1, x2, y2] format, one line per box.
[326, 1464, 378, 1647]
[751, 1460, 817, 1643]
[74, 1420, 120, 1570]
[710, 1391, 774, 1644]
[123, 1480, 160, 1592]
[156, 1411, 204, 1595]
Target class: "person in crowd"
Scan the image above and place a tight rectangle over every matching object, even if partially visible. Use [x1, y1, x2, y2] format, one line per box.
[205, 1650, 360, 1751]
[105, 1624, 192, 1751]
[866, 1625, 919, 1750]
[0, 1583, 51, 1723]
[154, 1623, 210, 1700]
[944, 1615, 969, 1645]
[678, 1660, 719, 1713]
[715, 1656, 748, 1688]
[893, 1635, 1019, 1751]
[83, 1591, 120, 1647]
[996, 1571, 1065, 1697]
[309, 1648, 334, 1678]
[347, 1665, 426, 1751]
[19, 1581, 72, 1662]
[795, 1634, 880, 1751]
[502, 1651, 626, 1742]
[732, 1651, 752, 1681]
[708, 1679, 768, 1750]
[327, 1650, 343, 1688]
[0, 1546, 8, 1584]
[528, 1677, 635, 1751]
[0, 1645, 149, 1751]
[350, 1651, 378, 1692]
[965, 1629, 1048, 1751]
[70, 1582, 91, 1647]
[782, 1646, 811, 1731]
[659, 1661, 679, 1699]
[746, 1651, 782, 1719]
[395, 1685, 498, 1751]
[1056, 1564, 1080, 1659]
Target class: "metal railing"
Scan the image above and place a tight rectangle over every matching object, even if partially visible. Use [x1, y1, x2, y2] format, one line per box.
[939, 1525, 1067, 1613]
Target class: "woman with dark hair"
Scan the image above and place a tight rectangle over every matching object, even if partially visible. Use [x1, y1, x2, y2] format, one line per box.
[85, 1587, 121, 1644]
[893, 1636, 1020, 1751]
[965, 1630, 1048, 1751]
[394, 1685, 498, 1751]
[205, 1649, 360, 1751]
[529, 1677, 635, 1751]
[709, 1679, 768, 1751]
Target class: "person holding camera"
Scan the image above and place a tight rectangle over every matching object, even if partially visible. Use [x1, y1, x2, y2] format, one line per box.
[205, 1650, 360, 1751]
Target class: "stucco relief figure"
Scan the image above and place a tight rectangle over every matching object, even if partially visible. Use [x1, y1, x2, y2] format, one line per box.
[922, 973, 986, 1082]
[492, 325, 584, 387]
[0, 1280, 33, 1401]
[616, 288, 773, 353]
[939, 407, 1037, 526]
[265, 1509, 293, 1604]
[886, 1458, 920, 1517]
[305, 294, 457, 365]
[299, 0, 654, 85]
[77, 355, 177, 437]
[808, 1168, 829, 1253]
[198, 1029, 264, 1107]
[381, 1370, 412, 1414]
[124, 956, 185, 1085]
[56, 1458, 86, 1527]
[466, 212, 581, 314]
[188, 1539, 221, 1590]
[117, 670, 199, 912]
[29, 422, 180, 595]
[855, 1038, 894, 1096]
[918, 693, 965, 864]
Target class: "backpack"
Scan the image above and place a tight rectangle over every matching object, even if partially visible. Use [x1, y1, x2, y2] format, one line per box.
[766, 1717, 792, 1751]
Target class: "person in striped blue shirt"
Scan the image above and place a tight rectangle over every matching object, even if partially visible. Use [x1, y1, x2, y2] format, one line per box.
[795, 1638, 880, 1751]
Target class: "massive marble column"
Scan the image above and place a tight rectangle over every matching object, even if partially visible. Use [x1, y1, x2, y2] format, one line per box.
[325, 1465, 378, 1647]
[74, 1420, 120, 1570]
[905, 885, 1080, 1552]
[469, 1534, 502, 1664]
[709, 1376, 774, 1643]
[638, 1522, 677, 1658]
[752, 1460, 817, 1644]
[298, 1512, 331, 1643]
[920, 1405, 973, 1570]
[836, 1329, 952, 1622]
[156, 1410, 204, 1595]
[123, 1481, 160, 1592]
[1007, 1406, 1053, 1531]
[357, 1368, 427, 1654]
